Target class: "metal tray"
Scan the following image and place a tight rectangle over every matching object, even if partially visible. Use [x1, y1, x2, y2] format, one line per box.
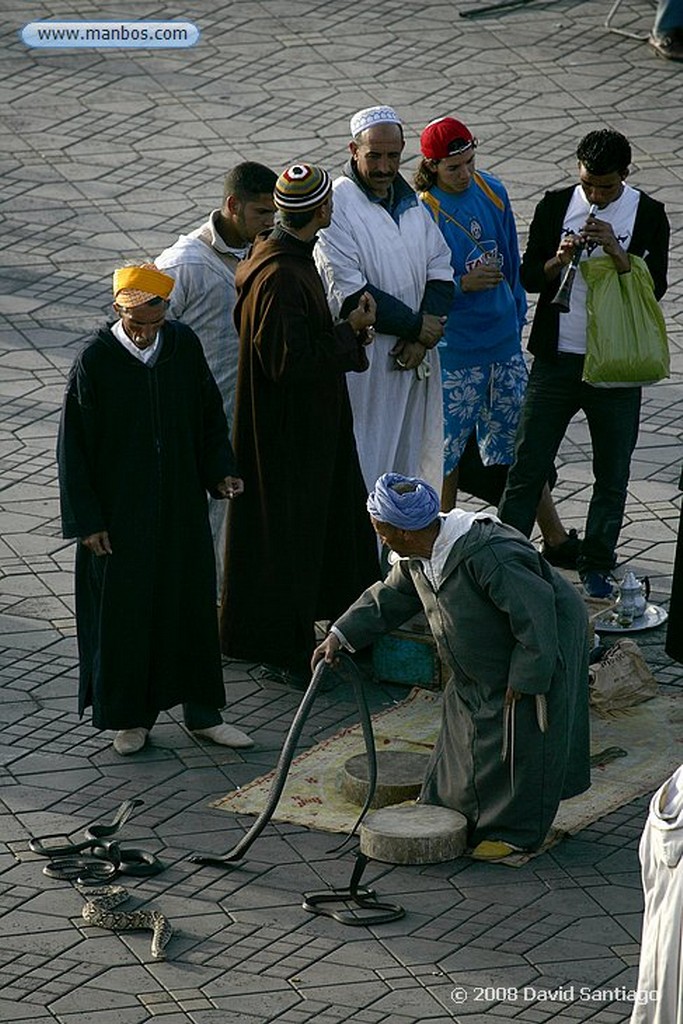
[593, 602, 668, 634]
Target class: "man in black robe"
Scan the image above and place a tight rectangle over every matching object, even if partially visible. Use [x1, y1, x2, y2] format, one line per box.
[57, 263, 253, 755]
[220, 164, 380, 685]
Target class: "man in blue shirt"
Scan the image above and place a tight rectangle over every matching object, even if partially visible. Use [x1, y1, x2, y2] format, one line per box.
[415, 117, 578, 568]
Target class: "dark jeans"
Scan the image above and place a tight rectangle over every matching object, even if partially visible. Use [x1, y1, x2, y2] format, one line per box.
[499, 353, 641, 573]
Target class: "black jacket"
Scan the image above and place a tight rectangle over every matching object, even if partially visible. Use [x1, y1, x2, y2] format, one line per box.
[520, 186, 670, 360]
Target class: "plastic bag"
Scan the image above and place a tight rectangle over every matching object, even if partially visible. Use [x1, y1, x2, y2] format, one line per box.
[589, 638, 658, 717]
[581, 255, 669, 387]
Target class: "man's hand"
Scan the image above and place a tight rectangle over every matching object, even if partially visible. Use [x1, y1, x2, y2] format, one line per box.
[347, 291, 377, 334]
[390, 339, 426, 370]
[81, 531, 112, 556]
[582, 216, 630, 270]
[544, 233, 580, 280]
[418, 313, 446, 348]
[215, 476, 244, 499]
[556, 233, 580, 266]
[462, 264, 504, 292]
[311, 632, 341, 672]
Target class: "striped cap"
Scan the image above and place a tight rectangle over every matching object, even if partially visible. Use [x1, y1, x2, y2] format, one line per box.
[274, 163, 332, 212]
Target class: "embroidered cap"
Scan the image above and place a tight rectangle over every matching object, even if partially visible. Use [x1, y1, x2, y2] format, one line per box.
[350, 105, 402, 138]
[420, 117, 477, 160]
[273, 163, 332, 212]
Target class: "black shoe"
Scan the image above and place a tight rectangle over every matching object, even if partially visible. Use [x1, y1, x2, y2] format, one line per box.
[259, 663, 310, 691]
[541, 528, 581, 569]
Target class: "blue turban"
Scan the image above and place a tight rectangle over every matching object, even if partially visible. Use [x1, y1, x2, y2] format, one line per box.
[367, 473, 440, 531]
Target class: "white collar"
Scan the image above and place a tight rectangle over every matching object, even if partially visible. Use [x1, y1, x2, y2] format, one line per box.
[111, 319, 161, 364]
[205, 210, 249, 258]
[389, 509, 499, 590]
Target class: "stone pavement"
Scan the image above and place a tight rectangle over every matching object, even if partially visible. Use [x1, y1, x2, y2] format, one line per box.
[1, 0, 681, 1021]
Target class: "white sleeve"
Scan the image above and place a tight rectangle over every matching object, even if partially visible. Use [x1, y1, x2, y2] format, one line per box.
[315, 211, 367, 318]
[423, 209, 456, 283]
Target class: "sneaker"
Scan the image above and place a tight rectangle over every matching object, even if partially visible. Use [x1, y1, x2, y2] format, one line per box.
[649, 30, 683, 61]
[580, 570, 615, 600]
[541, 528, 581, 569]
[191, 723, 254, 748]
[113, 727, 149, 755]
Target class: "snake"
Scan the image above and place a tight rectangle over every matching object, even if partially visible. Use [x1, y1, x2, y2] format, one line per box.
[190, 654, 378, 868]
[80, 885, 172, 959]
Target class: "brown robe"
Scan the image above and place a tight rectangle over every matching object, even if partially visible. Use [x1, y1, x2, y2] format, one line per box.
[220, 228, 379, 673]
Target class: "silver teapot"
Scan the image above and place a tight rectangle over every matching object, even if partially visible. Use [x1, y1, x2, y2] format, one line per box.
[615, 570, 651, 627]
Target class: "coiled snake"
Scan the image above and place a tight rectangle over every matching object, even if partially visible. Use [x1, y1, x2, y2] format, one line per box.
[80, 884, 172, 959]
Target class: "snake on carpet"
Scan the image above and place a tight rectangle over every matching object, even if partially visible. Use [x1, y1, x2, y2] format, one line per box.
[80, 884, 172, 959]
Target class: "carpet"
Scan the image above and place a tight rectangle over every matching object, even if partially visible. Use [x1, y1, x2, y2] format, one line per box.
[213, 687, 683, 847]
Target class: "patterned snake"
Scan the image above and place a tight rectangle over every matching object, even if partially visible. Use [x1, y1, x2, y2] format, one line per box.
[80, 884, 173, 959]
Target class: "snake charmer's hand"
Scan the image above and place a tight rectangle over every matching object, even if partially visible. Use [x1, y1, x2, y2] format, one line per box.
[82, 531, 112, 556]
[504, 687, 523, 705]
[544, 233, 580, 280]
[582, 216, 630, 270]
[311, 633, 341, 671]
[215, 476, 244, 499]
[557, 233, 581, 266]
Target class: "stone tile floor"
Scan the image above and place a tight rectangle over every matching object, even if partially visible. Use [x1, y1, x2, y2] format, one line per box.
[1, 0, 681, 1020]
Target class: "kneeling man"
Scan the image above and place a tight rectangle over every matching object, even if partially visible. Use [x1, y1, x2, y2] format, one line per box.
[313, 473, 590, 859]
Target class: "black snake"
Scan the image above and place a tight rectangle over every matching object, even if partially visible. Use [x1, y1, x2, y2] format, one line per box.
[80, 885, 172, 959]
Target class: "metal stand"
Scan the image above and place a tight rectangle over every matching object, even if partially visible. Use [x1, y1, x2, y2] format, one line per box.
[604, 0, 650, 39]
[459, 0, 652, 36]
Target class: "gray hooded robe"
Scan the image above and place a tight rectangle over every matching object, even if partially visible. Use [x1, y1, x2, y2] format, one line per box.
[334, 518, 590, 850]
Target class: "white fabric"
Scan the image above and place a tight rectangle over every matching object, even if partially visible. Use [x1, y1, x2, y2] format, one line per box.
[111, 319, 160, 364]
[156, 210, 242, 424]
[314, 176, 454, 493]
[558, 184, 640, 355]
[329, 623, 355, 653]
[630, 762, 683, 1023]
[156, 210, 242, 598]
[420, 510, 499, 591]
[386, 509, 499, 587]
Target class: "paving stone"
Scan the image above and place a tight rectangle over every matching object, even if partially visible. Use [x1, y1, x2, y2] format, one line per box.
[1, 4, 681, 1024]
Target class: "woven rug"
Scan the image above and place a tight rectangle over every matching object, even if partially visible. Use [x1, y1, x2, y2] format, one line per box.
[213, 687, 683, 849]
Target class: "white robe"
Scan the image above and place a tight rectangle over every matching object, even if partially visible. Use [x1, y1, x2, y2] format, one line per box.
[630, 763, 683, 1023]
[156, 213, 243, 597]
[315, 176, 454, 493]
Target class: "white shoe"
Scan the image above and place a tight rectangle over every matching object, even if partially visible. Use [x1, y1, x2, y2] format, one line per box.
[191, 723, 254, 748]
[113, 728, 149, 755]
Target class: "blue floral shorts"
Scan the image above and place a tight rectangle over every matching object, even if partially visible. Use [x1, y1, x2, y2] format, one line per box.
[442, 352, 528, 475]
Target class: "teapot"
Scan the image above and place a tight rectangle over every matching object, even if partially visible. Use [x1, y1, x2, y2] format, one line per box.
[615, 570, 650, 626]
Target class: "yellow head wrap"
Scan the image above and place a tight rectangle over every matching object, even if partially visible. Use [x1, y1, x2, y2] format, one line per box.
[113, 264, 175, 307]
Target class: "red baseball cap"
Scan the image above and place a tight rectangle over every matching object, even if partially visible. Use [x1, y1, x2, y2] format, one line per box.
[420, 117, 476, 160]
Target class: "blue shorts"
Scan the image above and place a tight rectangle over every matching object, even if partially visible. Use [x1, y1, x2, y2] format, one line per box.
[442, 352, 528, 475]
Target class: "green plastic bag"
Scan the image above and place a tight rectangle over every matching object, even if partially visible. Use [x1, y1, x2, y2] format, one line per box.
[581, 254, 669, 387]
